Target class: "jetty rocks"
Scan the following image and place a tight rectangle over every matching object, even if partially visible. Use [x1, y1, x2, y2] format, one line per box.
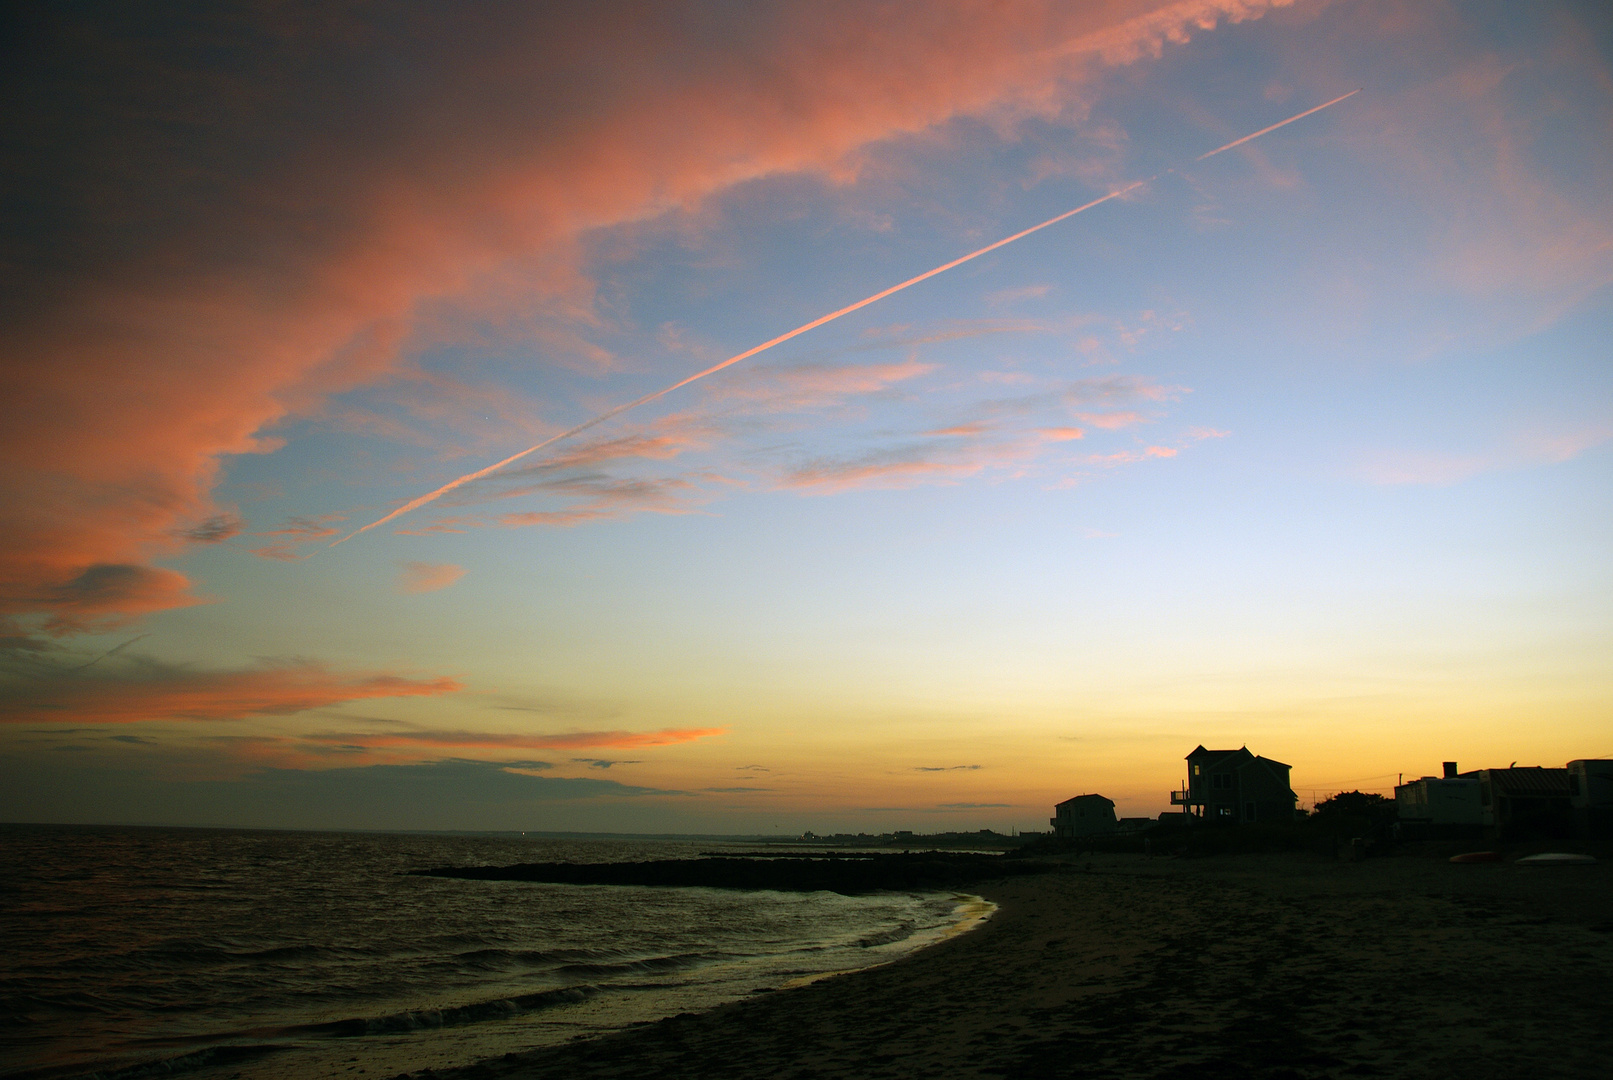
[411, 852, 1047, 895]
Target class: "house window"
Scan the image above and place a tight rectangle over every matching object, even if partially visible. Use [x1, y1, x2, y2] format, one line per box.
[1193, 764, 1201, 776]
[1246, 802, 1256, 820]
[1217, 807, 1233, 818]
[1212, 773, 1233, 790]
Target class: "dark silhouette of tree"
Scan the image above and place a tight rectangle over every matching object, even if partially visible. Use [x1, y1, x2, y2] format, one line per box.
[1312, 790, 1394, 820]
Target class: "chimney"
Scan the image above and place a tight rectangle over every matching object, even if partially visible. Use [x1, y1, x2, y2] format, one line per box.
[1443, 761, 1458, 779]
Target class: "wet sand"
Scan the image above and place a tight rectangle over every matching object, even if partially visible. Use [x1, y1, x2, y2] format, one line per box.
[400, 851, 1613, 1080]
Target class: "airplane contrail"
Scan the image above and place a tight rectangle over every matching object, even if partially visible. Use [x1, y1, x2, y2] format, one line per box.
[334, 91, 1360, 545]
[70, 634, 149, 672]
[1195, 88, 1360, 161]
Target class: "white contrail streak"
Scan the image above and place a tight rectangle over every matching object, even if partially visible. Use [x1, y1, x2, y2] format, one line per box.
[1195, 88, 1360, 161]
[333, 91, 1359, 545]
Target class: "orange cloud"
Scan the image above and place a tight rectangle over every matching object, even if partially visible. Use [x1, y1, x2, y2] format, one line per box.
[399, 562, 466, 594]
[987, 284, 1054, 305]
[1, 658, 459, 725]
[32, 564, 199, 636]
[1076, 411, 1148, 429]
[496, 417, 721, 477]
[714, 358, 936, 412]
[777, 374, 1198, 494]
[785, 458, 987, 494]
[2, 2, 1291, 629]
[304, 728, 725, 751]
[249, 515, 347, 562]
[494, 475, 702, 529]
[1084, 445, 1179, 466]
[496, 509, 621, 530]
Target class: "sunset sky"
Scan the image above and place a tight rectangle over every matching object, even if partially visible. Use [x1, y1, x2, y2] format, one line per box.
[3, 0, 1609, 833]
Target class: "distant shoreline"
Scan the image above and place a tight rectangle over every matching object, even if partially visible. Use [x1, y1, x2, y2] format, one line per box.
[412, 851, 1048, 895]
[395, 851, 1613, 1080]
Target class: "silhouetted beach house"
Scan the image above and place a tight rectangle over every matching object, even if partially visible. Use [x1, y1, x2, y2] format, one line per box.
[1170, 746, 1296, 824]
[1398, 759, 1604, 838]
[1466, 765, 1572, 837]
[1050, 794, 1117, 838]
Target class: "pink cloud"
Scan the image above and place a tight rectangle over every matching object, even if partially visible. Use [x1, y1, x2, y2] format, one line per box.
[498, 509, 620, 529]
[390, 415, 720, 531]
[2, 2, 1290, 630]
[713, 358, 936, 412]
[926, 423, 993, 438]
[779, 428, 1056, 495]
[1086, 445, 1178, 466]
[987, 284, 1054, 305]
[532, 417, 720, 471]
[1, 658, 459, 726]
[31, 564, 201, 636]
[399, 562, 466, 594]
[1064, 375, 1185, 406]
[776, 369, 1204, 494]
[1076, 411, 1148, 430]
[303, 727, 725, 752]
[500, 475, 700, 524]
[249, 515, 347, 562]
[784, 458, 987, 494]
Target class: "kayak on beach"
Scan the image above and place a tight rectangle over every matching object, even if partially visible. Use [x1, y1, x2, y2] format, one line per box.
[1514, 853, 1597, 865]
[1448, 851, 1502, 863]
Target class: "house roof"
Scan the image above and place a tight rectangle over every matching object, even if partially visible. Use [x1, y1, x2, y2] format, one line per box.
[1056, 794, 1115, 807]
[1187, 746, 1247, 762]
[1483, 767, 1570, 797]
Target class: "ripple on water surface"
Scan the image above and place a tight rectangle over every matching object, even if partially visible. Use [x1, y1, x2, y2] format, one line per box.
[0, 825, 993, 1080]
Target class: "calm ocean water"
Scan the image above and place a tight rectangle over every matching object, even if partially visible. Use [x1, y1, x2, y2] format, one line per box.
[0, 825, 990, 1080]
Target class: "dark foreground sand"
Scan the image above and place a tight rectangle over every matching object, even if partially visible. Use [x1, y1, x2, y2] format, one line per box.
[401, 852, 1612, 1080]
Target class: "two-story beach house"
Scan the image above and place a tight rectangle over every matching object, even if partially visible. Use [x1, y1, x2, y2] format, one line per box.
[1170, 745, 1297, 824]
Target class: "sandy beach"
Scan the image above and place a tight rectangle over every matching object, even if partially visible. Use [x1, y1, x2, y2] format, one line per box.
[398, 850, 1612, 1080]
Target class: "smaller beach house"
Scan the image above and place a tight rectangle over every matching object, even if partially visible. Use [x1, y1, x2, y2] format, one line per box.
[1050, 794, 1118, 838]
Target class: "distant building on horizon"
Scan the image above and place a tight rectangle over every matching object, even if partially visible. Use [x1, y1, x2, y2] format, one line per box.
[1465, 765, 1572, 837]
[1050, 793, 1118, 838]
[1568, 759, 1613, 837]
[1398, 758, 1610, 839]
[1395, 761, 1483, 837]
[1170, 745, 1297, 824]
